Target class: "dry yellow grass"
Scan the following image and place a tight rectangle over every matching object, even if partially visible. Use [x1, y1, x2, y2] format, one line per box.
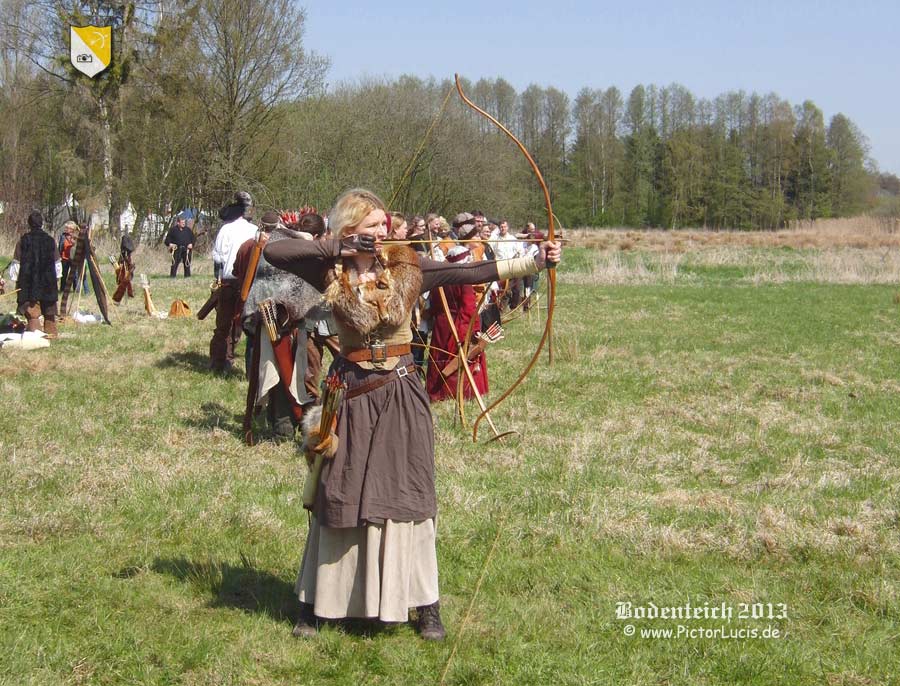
[549, 215, 900, 286]
[567, 215, 900, 252]
[562, 251, 684, 285]
[559, 247, 900, 285]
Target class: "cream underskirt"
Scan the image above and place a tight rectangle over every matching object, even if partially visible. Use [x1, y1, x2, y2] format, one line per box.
[295, 516, 439, 622]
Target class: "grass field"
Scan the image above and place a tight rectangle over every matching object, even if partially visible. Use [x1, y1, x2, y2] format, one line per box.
[1, 234, 899, 685]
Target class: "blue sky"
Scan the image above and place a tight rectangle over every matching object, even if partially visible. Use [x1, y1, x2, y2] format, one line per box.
[304, 0, 900, 174]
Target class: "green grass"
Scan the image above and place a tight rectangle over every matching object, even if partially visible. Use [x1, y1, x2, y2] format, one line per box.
[1, 247, 899, 685]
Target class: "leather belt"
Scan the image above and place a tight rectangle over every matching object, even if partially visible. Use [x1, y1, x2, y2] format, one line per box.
[345, 364, 417, 399]
[342, 343, 411, 364]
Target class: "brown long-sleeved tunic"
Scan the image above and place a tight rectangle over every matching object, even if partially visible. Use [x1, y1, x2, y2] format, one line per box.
[264, 238, 502, 295]
[264, 238, 509, 527]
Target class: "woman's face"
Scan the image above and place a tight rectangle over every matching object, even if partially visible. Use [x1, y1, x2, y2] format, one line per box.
[390, 221, 408, 240]
[350, 208, 388, 240]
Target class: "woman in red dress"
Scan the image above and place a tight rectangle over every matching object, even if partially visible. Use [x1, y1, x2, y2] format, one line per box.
[425, 245, 488, 402]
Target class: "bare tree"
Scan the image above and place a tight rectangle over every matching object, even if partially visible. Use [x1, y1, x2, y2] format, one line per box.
[191, 0, 328, 199]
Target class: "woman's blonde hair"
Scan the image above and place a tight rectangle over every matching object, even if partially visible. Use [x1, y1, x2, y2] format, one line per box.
[389, 211, 407, 234]
[328, 188, 386, 238]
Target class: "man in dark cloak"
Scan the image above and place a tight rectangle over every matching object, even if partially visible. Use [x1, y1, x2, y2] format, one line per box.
[10, 211, 60, 337]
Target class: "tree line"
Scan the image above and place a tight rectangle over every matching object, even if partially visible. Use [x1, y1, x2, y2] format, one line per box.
[1, 0, 896, 240]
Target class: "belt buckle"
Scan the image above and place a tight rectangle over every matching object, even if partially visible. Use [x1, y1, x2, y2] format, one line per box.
[396, 365, 409, 378]
[369, 341, 387, 364]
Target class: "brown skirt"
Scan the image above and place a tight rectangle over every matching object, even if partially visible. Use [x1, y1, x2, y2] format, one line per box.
[313, 353, 436, 528]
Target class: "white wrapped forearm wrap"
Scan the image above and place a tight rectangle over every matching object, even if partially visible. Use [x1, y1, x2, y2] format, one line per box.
[497, 255, 538, 280]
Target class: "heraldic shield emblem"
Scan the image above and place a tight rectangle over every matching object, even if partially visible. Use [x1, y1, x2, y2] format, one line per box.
[70, 26, 111, 78]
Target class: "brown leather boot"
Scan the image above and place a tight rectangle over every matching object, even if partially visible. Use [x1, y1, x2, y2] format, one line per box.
[43, 315, 58, 339]
[415, 601, 446, 641]
[291, 602, 318, 638]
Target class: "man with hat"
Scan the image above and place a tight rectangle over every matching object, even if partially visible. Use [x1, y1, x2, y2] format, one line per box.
[455, 213, 480, 249]
[436, 211, 473, 262]
[209, 191, 258, 373]
[164, 216, 195, 277]
[10, 211, 61, 337]
[454, 211, 492, 303]
[452, 212, 474, 236]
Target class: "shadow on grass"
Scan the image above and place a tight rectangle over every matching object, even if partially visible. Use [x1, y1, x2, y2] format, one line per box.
[149, 556, 298, 624]
[336, 618, 406, 639]
[154, 350, 213, 374]
[141, 557, 409, 637]
[182, 401, 244, 437]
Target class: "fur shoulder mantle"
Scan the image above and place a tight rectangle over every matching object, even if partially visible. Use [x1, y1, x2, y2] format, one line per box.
[324, 244, 422, 335]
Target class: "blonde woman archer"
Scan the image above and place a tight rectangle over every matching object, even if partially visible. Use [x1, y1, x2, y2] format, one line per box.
[264, 188, 561, 640]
